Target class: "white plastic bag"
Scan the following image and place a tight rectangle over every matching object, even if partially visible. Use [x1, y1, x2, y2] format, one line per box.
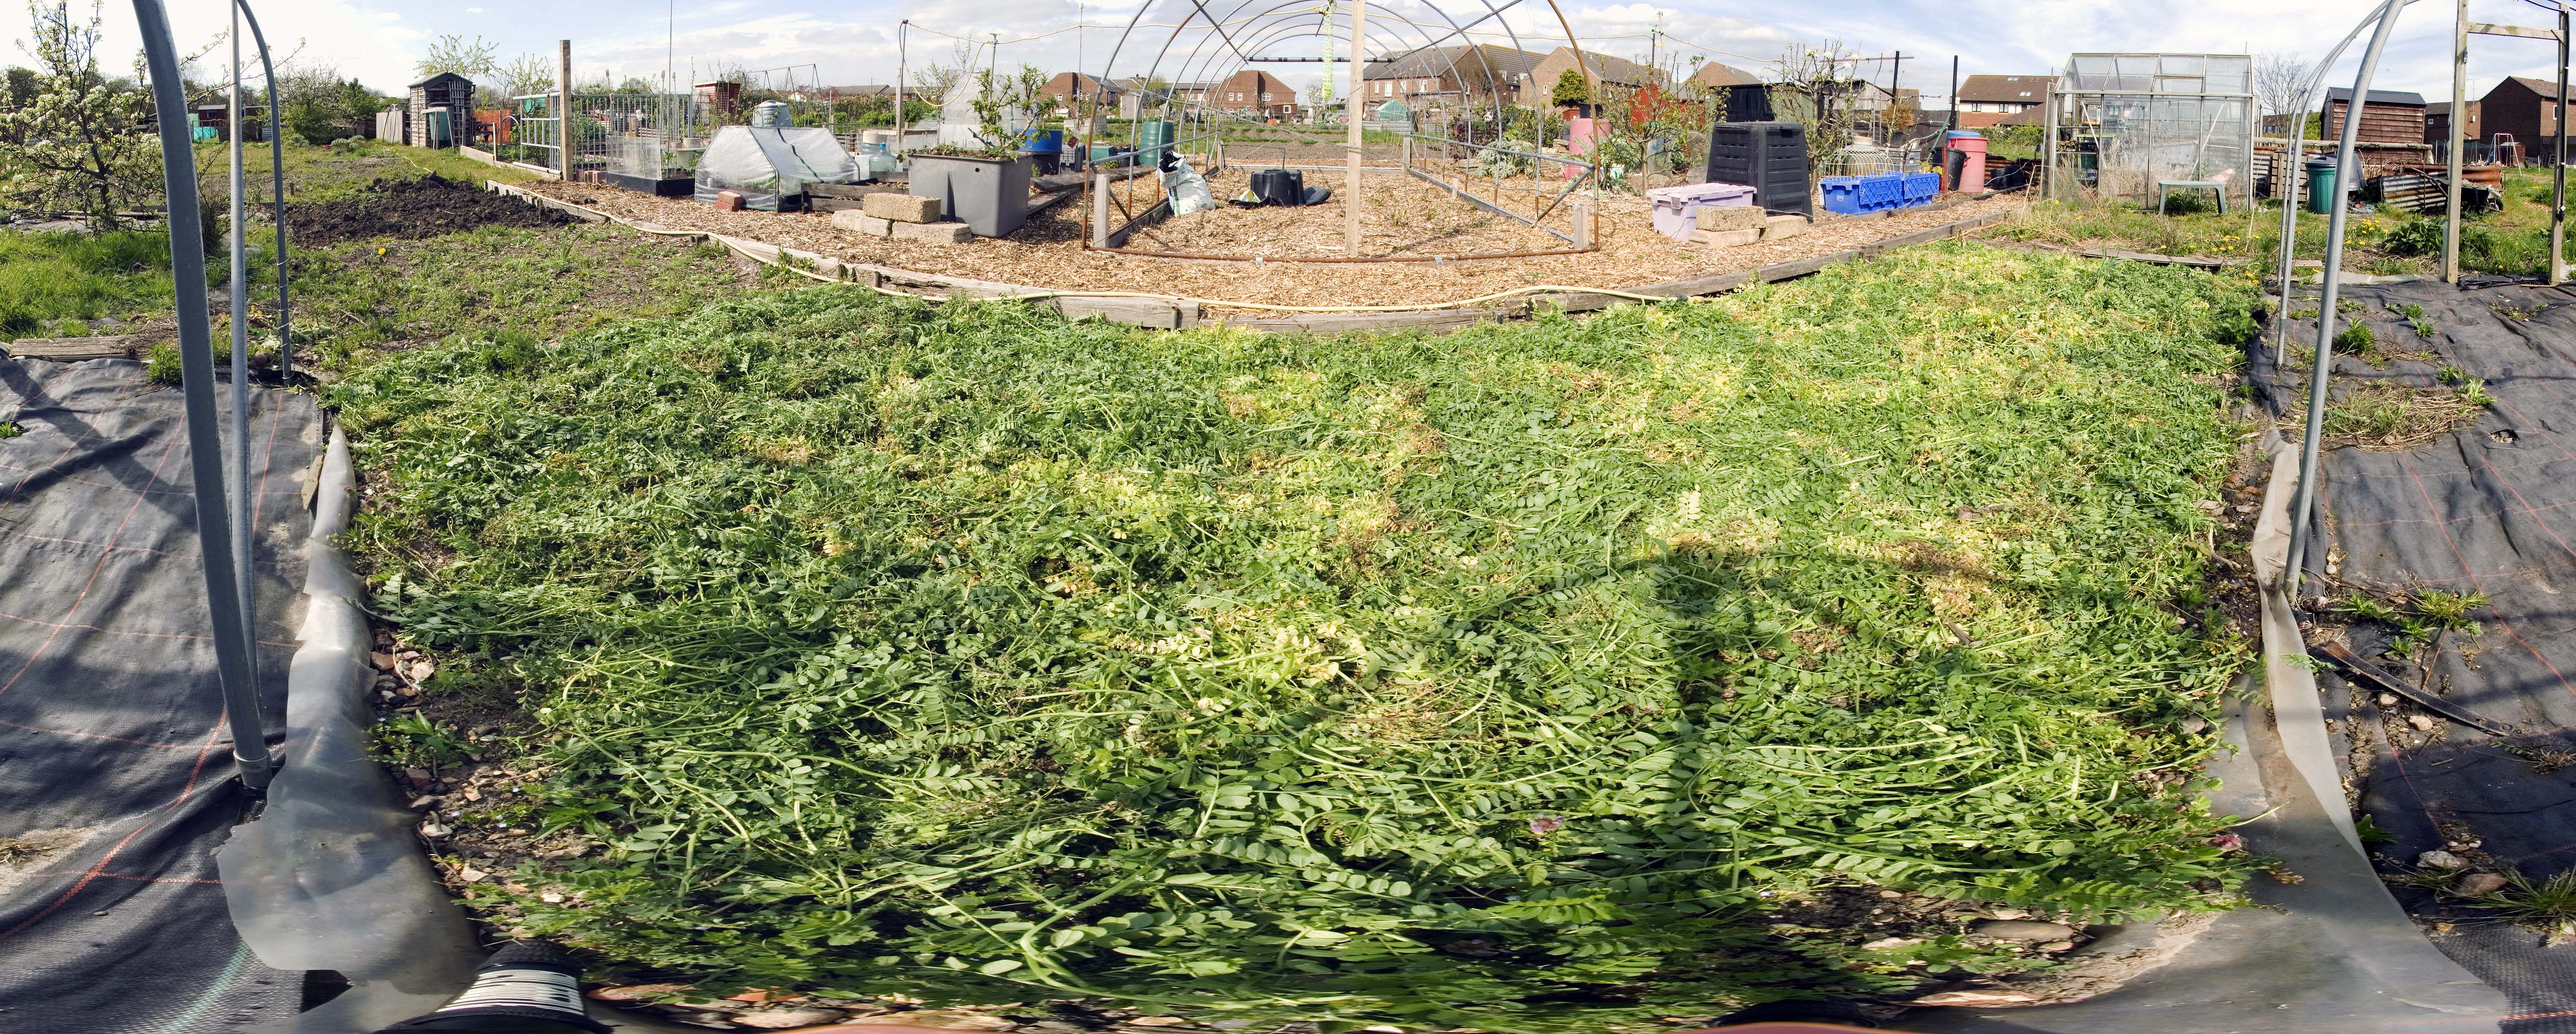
[1166, 159, 1216, 216]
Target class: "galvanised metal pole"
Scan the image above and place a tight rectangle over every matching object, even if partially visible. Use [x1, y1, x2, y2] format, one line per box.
[235, 0, 288, 380]
[227, 1, 254, 673]
[2273, 0, 2413, 362]
[128, 0, 272, 792]
[2285, 0, 2408, 598]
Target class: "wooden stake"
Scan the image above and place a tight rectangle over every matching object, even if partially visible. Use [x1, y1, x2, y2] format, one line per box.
[1345, 0, 1367, 254]
[2556, 4, 2568, 286]
[2447, 0, 2466, 283]
[559, 40, 574, 180]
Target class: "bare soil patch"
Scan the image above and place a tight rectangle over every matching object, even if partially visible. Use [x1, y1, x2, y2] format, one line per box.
[287, 174, 575, 246]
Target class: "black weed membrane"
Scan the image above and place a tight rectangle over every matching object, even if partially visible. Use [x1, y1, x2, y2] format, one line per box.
[0, 359, 318, 1030]
[2255, 277, 2576, 1031]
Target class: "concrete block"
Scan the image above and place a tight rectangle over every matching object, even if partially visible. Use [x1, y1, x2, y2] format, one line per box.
[1692, 227, 1762, 248]
[865, 192, 944, 223]
[830, 209, 892, 237]
[716, 190, 746, 211]
[891, 220, 974, 244]
[1692, 205, 1767, 232]
[1761, 215, 1808, 241]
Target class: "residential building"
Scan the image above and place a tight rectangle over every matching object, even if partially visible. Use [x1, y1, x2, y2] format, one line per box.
[1214, 69, 1297, 117]
[2425, 100, 2482, 147]
[2321, 87, 2427, 145]
[1040, 72, 1125, 106]
[1954, 74, 2052, 128]
[1359, 45, 1543, 111]
[1685, 61, 1763, 96]
[1522, 46, 1663, 109]
[2476, 77, 2572, 159]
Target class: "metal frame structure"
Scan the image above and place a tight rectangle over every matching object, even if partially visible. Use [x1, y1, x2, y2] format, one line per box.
[128, 0, 278, 792]
[2441, 5, 2570, 285]
[1074, 0, 1602, 261]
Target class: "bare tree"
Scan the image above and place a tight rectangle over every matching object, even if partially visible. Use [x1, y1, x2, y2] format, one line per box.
[1772, 40, 1862, 179]
[910, 41, 978, 104]
[2253, 51, 2309, 118]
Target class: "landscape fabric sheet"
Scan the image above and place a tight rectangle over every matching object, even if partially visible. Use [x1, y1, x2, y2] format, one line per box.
[0, 358, 317, 1031]
[2254, 278, 2576, 1032]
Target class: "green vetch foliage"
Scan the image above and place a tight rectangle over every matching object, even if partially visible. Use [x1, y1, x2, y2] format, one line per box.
[331, 243, 2261, 1030]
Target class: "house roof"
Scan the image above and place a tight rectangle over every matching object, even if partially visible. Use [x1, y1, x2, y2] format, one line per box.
[2504, 76, 2571, 101]
[1688, 62, 1763, 89]
[2323, 87, 2426, 106]
[827, 85, 893, 96]
[1363, 45, 1544, 82]
[410, 71, 475, 89]
[1957, 74, 2051, 104]
[1047, 72, 1124, 94]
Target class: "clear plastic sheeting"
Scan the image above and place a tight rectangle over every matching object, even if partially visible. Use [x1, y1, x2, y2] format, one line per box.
[2046, 54, 2258, 210]
[692, 126, 859, 211]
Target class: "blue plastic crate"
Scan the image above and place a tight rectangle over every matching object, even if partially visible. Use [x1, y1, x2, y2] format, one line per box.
[1856, 174, 1904, 210]
[1820, 175, 1864, 215]
[1901, 171, 1939, 202]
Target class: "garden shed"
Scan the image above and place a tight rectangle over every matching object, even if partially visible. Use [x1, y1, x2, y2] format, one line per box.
[409, 72, 475, 149]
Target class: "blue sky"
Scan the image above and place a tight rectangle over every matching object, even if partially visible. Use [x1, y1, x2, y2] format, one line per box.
[60, 0, 2576, 110]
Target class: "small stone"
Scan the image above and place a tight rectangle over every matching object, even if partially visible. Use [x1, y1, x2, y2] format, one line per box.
[1983, 907, 2030, 920]
[2180, 715, 2208, 734]
[463, 786, 482, 802]
[371, 651, 398, 670]
[418, 821, 449, 838]
[2038, 941, 2075, 952]
[379, 690, 396, 702]
[397, 684, 419, 698]
[2379, 693, 2399, 706]
[404, 766, 431, 785]
[2421, 849, 2471, 870]
[1972, 919, 2078, 941]
[1911, 990, 2039, 1006]
[734, 1010, 849, 1029]
[408, 795, 438, 809]
[1878, 889, 1903, 898]
[587, 984, 692, 1002]
[457, 867, 488, 883]
[1862, 937, 1921, 950]
[2457, 872, 2510, 896]
[540, 890, 565, 903]
[410, 660, 435, 681]
[2407, 714, 2436, 731]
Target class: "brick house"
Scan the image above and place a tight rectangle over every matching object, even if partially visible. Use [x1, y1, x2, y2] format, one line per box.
[2475, 77, 2573, 161]
[1521, 46, 1661, 110]
[1359, 45, 1543, 111]
[2425, 100, 2483, 148]
[1213, 70, 1296, 117]
[1685, 60, 1762, 96]
[1040, 72, 1125, 107]
[1954, 74, 2051, 128]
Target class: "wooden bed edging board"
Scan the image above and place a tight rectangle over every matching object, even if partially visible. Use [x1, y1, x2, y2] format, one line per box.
[482, 180, 2020, 335]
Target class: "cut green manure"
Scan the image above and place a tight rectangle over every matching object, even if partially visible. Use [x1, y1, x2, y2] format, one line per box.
[334, 243, 2259, 1029]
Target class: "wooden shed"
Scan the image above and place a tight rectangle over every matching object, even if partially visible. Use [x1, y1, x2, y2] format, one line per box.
[2322, 87, 2426, 146]
[409, 72, 476, 148]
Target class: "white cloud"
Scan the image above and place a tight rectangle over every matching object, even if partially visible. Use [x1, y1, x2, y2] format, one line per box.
[83, 0, 426, 91]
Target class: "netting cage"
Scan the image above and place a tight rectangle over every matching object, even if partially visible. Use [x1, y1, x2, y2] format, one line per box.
[2044, 54, 2257, 210]
[505, 92, 707, 179]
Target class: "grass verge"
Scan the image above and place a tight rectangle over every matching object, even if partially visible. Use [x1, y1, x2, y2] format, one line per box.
[333, 242, 2260, 1028]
